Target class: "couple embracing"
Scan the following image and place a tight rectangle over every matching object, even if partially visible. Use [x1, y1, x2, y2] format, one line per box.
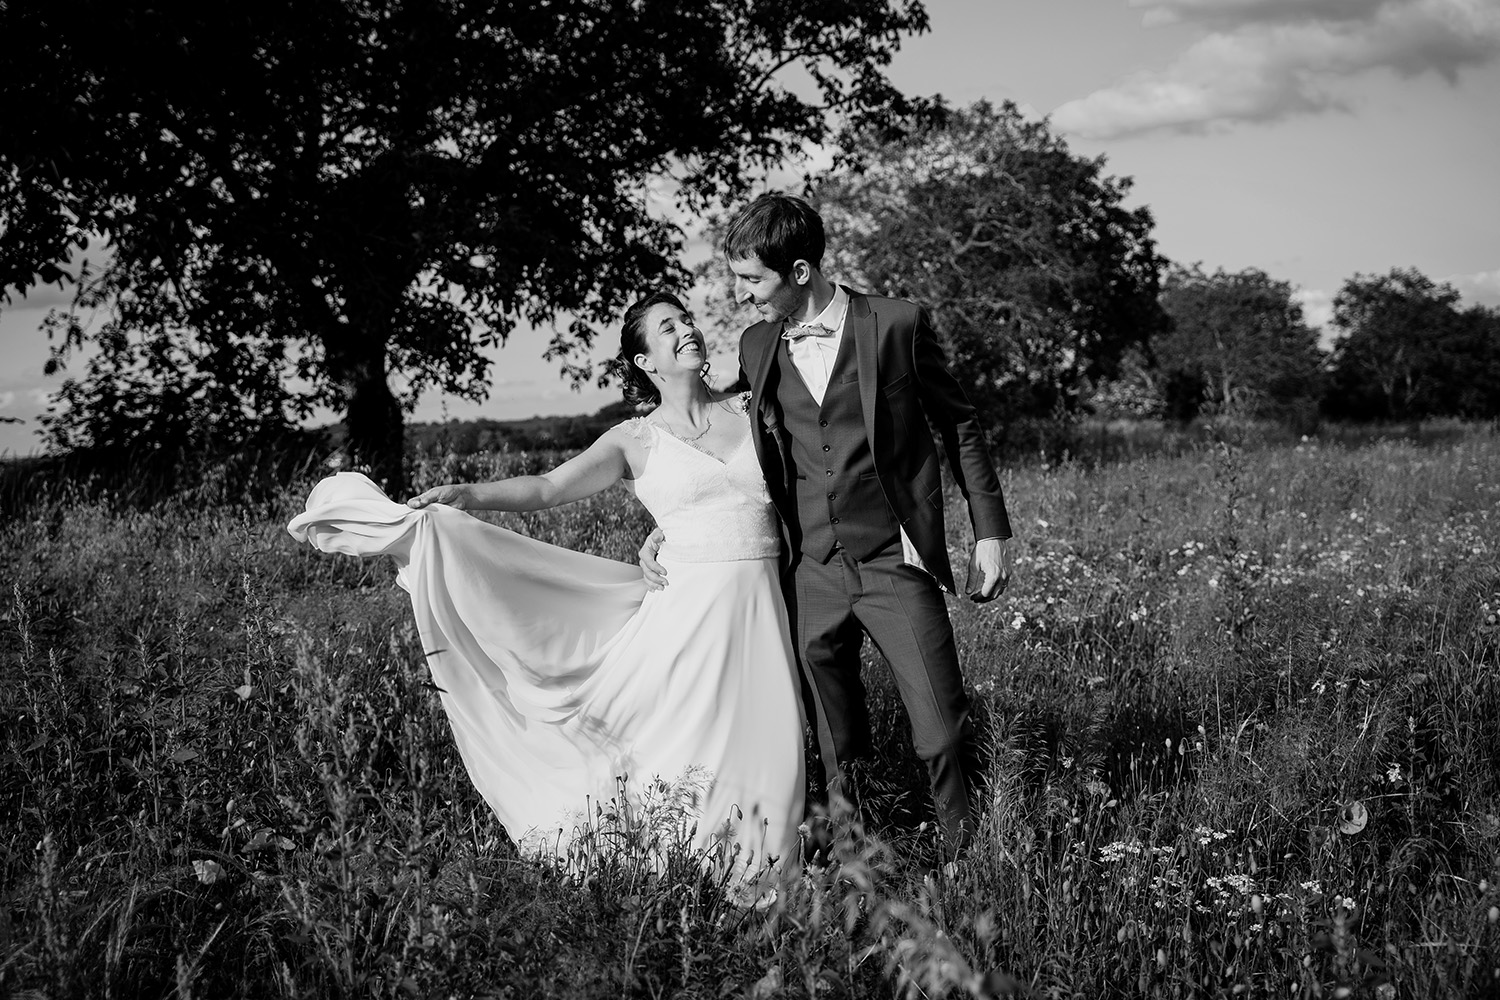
[288, 193, 1014, 882]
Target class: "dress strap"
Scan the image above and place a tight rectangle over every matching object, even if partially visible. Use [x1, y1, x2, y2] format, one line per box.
[617, 416, 656, 447]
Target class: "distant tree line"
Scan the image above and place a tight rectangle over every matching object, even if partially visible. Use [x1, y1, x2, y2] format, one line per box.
[403, 401, 636, 455]
[1117, 264, 1499, 429]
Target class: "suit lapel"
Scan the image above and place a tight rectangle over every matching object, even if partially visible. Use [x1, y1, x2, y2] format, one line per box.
[847, 291, 879, 451]
[748, 320, 783, 411]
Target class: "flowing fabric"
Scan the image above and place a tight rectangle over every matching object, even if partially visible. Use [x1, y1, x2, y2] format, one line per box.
[287, 408, 804, 877]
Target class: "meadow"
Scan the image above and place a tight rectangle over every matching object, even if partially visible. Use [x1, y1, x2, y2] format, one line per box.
[2, 421, 1498, 998]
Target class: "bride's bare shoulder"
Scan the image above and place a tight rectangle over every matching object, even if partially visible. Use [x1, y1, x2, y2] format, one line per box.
[610, 416, 655, 447]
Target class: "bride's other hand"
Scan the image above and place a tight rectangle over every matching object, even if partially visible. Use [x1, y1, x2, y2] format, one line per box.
[407, 484, 473, 510]
[639, 526, 668, 590]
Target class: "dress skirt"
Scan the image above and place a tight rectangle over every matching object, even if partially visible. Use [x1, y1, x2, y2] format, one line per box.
[288, 473, 805, 877]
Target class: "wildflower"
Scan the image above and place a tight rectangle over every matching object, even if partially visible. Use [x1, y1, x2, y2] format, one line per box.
[1386, 764, 1402, 784]
[1098, 841, 1144, 863]
[1213, 873, 1255, 895]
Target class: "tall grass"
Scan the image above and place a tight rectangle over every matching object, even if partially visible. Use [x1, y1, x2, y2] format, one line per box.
[2, 424, 1498, 997]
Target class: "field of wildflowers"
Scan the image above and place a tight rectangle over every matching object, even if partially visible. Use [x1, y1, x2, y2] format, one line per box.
[2, 421, 1497, 998]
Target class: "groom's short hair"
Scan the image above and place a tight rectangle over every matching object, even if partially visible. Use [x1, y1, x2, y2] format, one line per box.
[722, 193, 825, 276]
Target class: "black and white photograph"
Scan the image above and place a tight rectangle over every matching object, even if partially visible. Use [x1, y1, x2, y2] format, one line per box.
[2, 1, 1498, 996]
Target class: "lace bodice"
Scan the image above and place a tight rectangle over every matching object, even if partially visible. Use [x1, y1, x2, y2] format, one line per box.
[620, 396, 780, 562]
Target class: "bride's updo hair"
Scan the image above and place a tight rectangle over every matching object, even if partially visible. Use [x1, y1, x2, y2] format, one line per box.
[615, 289, 688, 409]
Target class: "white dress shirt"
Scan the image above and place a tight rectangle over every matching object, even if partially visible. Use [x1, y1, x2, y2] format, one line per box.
[783, 284, 849, 404]
[782, 286, 933, 579]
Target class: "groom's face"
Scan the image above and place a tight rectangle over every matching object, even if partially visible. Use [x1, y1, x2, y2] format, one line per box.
[728, 255, 808, 324]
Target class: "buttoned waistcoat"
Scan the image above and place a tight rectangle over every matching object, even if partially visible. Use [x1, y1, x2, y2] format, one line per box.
[740, 289, 1012, 595]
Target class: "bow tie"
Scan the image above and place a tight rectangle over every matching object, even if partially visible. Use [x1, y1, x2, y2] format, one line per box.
[782, 322, 835, 343]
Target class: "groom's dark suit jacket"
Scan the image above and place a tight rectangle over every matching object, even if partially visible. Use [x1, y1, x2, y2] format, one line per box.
[740, 289, 1011, 595]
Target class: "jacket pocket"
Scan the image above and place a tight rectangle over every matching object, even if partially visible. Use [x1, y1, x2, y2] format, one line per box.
[882, 371, 913, 395]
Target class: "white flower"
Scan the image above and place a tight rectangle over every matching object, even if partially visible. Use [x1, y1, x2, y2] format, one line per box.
[1098, 840, 1144, 863]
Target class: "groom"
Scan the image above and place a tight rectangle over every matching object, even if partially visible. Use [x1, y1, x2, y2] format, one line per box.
[645, 193, 1012, 853]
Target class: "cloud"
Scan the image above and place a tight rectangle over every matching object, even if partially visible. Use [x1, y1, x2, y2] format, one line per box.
[1443, 267, 1500, 307]
[1053, 0, 1500, 139]
[1293, 287, 1336, 328]
[0, 391, 15, 410]
[1, 242, 112, 310]
[3, 281, 77, 312]
[1292, 287, 1344, 348]
[1136, 0, 1390, 27]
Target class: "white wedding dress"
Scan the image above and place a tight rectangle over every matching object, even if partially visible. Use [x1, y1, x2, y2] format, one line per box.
[286, 404, 804, 879]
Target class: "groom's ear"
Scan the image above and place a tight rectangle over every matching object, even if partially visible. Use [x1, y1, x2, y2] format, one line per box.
[791, 259, 813, 286]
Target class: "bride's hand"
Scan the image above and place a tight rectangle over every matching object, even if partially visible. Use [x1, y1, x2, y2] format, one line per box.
[638, 526, 668, 590]
[407, 484, 472, 510]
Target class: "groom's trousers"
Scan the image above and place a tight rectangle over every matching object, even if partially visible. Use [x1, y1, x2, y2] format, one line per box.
[790, 536, 980, 852]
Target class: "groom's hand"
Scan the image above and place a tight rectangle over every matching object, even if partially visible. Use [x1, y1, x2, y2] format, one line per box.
[638, 526, 668, 590]
[965, 537, 1011, 603]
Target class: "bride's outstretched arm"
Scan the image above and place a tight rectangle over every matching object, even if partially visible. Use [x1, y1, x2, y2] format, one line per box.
[406, 427, 636, 512]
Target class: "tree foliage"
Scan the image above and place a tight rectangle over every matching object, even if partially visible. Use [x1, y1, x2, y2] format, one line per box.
[1324, 268, 1500, 421]
[1, 0, 934, 485]
[1152, 264, 1325, 424]
[807, 100, 1167, 443]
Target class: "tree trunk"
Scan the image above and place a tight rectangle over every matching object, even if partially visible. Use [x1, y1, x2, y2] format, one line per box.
[333, 343, 405, 493]
[347, 373, 404, 493]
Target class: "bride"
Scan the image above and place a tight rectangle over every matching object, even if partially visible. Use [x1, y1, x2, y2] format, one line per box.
[287, 290, 804, 883]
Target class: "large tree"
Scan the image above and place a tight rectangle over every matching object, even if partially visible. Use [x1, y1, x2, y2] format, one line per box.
[804, 100, 1167, 439]
[1324, 268, 1500, 421]
[1152, 264, 1326, 423]
[1, 0, 933, 485]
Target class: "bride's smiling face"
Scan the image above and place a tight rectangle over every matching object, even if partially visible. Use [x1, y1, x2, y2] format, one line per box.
[634, 302, 706, 379]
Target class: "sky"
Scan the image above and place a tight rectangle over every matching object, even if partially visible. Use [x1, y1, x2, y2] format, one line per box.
[3, 0, 1498, 455]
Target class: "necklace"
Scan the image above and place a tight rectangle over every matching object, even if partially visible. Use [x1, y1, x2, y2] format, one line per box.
[661, 407, 712, 444]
